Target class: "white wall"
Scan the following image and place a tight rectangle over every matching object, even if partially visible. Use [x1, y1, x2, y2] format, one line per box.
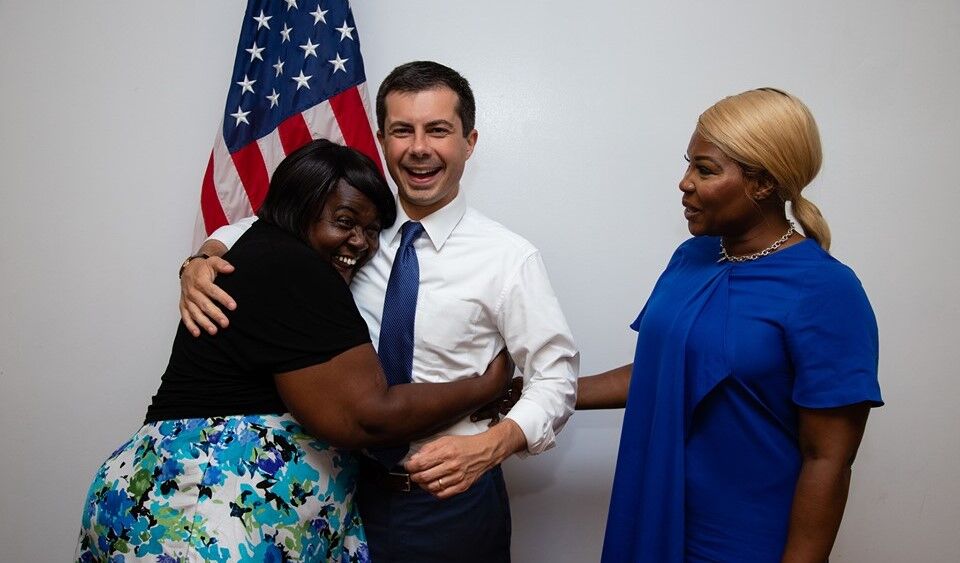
[1, 1, 957, 561]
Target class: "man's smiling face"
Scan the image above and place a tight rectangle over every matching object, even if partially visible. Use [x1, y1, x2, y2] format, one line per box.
[377, 87, 477, 220]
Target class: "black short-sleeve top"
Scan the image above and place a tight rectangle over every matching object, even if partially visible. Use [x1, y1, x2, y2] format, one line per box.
[144, 220, 371, 423]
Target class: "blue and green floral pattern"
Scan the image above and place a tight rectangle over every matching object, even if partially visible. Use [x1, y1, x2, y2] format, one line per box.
[76, 414, 368, 562]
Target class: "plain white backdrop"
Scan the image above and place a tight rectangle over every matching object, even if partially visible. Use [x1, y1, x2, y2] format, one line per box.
[1, 1, 958, 561]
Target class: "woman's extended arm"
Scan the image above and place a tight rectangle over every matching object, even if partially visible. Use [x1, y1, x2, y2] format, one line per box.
[575, 364, 632, 409]
[781, 403, 871, 562]
[274, 344, 512, 449]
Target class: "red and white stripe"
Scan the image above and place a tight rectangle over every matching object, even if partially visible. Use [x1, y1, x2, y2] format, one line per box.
[193, 84, 382, 247]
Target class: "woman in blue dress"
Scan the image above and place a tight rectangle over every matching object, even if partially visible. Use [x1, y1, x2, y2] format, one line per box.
[578, 88, 882, 562]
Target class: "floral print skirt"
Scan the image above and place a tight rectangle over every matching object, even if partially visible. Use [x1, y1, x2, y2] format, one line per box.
[76, 413, 369, 562]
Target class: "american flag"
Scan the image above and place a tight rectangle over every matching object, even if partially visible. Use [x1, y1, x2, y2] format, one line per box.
[195, 0, 380, 244]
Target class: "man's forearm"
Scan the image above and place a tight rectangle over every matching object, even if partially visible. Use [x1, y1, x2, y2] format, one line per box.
[498, 251, 579, 454]
[201, 215, 258, 253]
[197, 238, 228, 258]
[482, 418, 528, 465]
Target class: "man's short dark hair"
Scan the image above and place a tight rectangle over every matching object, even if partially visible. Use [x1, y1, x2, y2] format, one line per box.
[375, 61, 476, 136]
[258, 139, 396, 242]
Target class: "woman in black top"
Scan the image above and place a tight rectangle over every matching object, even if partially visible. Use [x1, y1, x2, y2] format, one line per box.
[76, 140, 510, 562]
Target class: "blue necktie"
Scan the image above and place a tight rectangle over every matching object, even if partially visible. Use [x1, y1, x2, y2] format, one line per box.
[371, 221, 424, 466]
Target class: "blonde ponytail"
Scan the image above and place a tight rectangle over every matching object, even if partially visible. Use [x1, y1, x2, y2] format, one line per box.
[791, 194, 831, 251]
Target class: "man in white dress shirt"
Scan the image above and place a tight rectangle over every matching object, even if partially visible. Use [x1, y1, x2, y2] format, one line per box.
[179, 61, 578, 562]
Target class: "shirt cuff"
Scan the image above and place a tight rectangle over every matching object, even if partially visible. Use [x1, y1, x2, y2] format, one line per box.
[504, 397, 557, 457]
[208, 216, 258, 250]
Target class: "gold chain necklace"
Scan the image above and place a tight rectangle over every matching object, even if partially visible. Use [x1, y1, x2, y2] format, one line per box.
[718, 222, 795, 263]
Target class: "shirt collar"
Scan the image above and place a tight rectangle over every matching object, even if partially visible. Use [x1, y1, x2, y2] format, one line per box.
[383, 190, 466, 251]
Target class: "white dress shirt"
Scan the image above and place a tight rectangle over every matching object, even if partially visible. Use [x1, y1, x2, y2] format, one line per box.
[208, 191, 579, 456]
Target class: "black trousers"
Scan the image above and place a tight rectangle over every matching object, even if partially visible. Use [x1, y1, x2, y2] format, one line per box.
[356, 465, 511, 563]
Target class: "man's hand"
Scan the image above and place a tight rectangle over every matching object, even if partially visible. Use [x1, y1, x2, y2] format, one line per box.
[470, 376, 524, 426]
[404, 418, 527, 499]
[179, 242, 237, 336]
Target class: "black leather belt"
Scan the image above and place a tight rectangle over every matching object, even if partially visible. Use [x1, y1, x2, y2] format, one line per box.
[358, 455, 413, 492]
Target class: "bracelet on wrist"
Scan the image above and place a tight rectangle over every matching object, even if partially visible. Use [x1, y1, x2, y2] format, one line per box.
[178, 253, 210, 279]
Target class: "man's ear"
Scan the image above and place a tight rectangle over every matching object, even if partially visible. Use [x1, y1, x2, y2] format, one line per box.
[376, 130, 384, 146]
[465, 129, 478, 159]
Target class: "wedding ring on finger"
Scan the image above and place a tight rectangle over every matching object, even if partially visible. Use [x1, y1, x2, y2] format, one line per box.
[437, 477, 444, 490]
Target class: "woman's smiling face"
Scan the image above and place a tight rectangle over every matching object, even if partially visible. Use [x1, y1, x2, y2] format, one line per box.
[679, 132, 764, 238]
[308, 180, 382, 282]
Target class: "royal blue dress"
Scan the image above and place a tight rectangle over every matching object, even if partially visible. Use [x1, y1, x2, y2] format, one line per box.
[601, 236, 883, 562]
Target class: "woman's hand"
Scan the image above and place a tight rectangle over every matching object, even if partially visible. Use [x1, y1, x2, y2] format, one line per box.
[178, 240, 237, 336]
[471, 376, 523, 427]
[470, 348, 517, 419]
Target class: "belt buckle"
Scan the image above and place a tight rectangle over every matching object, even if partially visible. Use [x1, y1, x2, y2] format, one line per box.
[389, 470, 412, 492]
